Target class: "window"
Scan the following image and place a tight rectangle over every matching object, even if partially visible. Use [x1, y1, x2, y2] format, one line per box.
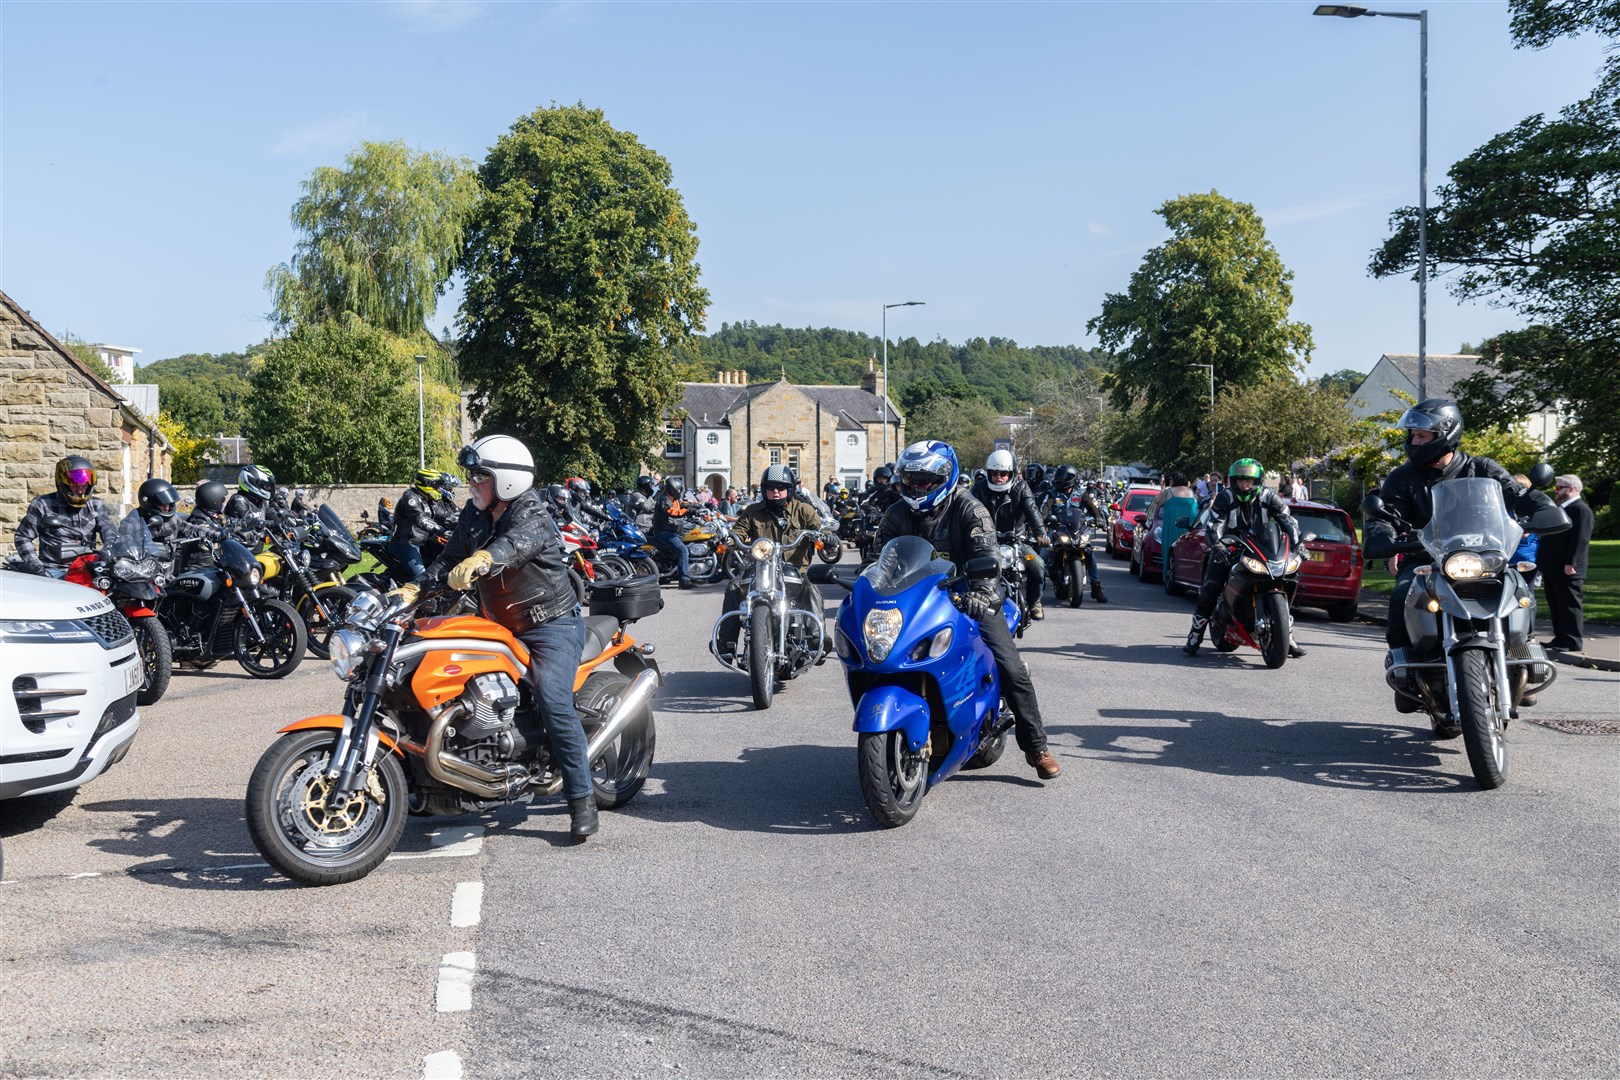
[768, 447, 782, 465]
[664, 422, 685, 457]
[788, 447, 801, 472]
[846, 434, 858, 446]
[706, 432, 719, 445]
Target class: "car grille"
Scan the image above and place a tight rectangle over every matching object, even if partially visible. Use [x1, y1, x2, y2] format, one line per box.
[85, 609, 134, 649]
[84, 690, 138, 757]
[12, 676, 87, 733]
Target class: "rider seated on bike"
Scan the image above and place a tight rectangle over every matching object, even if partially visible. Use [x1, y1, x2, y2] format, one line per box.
[12, 456, 117, 578]
[715, 464, 825, 659]
[862, 466, 901, 515]
[566, 478, 612, 528]
[1184, 458, 1305, 658]
[877, 441, 1061, 780]
[971, 449, 1051, 621]
[134, 478, 183, 563]
[650, 476, 695, 588]
[389, 468, 448, 584]
[225, 464, 279, 532]
[389, 435, 600, 841]
[1050, 465, 1108, 603]
[1024, 461, 1055, 519]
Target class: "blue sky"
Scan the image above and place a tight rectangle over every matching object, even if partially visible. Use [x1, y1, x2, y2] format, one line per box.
[1, 1, 1606, 381]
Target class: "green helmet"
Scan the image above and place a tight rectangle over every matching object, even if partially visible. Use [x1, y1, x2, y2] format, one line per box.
[1228, 458, 1263, 503]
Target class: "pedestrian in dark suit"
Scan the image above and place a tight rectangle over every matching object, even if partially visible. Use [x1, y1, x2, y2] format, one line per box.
[1537, 474, 1594, 652]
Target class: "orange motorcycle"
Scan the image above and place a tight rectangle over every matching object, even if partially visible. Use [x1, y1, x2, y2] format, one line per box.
[245, 578, 662, 885]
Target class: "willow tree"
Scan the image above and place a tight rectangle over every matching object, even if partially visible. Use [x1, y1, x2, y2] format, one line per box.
[456, 104, 710, 481]
[1088, 191, 1313, 470]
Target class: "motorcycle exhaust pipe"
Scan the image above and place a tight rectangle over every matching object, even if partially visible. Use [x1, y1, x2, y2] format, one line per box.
[424, 704, 527, 799]
[586, 669, 660, 761]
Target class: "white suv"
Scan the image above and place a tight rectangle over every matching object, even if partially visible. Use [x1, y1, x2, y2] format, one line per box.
[1, 569, 143, 802]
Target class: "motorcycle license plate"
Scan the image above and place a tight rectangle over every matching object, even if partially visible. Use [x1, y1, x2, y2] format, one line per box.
[1307, 550, 1326, 562]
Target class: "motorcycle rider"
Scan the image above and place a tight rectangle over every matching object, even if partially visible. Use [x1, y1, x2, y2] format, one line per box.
[1184, 459, 1305, 657]
[1362, 399, 1557, 657]
[566, 478, 613, 529]
[389, 468, 449, 584]
[134, 478, 184, 563]
[972, 449, 1051, 620]
[432, 473, 461, 530]
[13, 456, 117, 578]
[862, 466, 901, 514]
[715, 464, 825, 658]
[877, 441, 1061, 780]
[225, 464, 279, 531]
[625, 475, 657, 521]
[389, 435, 600, 840]
[650, 476, 694, 588]
[1025, 462, 1055, 518]
[1051, 465, 1108, 603]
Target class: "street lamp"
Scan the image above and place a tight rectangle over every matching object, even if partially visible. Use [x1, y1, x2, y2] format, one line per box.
[414, 354, 428, 470]
[881, 300, 925, 461]
[1092, 395, 1108, 478]
[1314, 2, 1429, 399]
[1189, 364, 1215, 476]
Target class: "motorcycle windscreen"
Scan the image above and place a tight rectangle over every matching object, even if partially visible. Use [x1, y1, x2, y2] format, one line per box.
[862, 535, 954, 596]
[114, 509, 154, 561]
[1240, 518, 1288, 561]
[315, 504, 363, 562]
[1424, 478, 1518, 557]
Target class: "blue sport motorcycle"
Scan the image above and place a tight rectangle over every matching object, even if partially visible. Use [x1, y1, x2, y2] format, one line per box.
[816, 536, 1016, 827]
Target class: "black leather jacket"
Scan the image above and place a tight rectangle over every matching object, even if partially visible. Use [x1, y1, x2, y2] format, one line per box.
[877, 486, 1000, 608]
[137, 509, 184, 563]
[1207, 486, 1300, 547]
[14, 493, 116, 568]
[392, 488, 442, 548]
[1364, 451, 1548, 560]
[862, 486, 901, 514]
[969, 477, 1048, 542]
[423, 487, 576, 631]
[569, 494, 612, 527]
[652, 491, 689, 534]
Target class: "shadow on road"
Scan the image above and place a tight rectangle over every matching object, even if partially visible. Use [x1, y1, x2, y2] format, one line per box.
[655, 668, 756, 715]
[1047, 707, 1470, 793]
[623, 743, 879, 835]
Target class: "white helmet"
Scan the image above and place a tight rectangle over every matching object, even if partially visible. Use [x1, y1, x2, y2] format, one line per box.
[984, 449, 1016, 492]
[457, 435, 535, 507]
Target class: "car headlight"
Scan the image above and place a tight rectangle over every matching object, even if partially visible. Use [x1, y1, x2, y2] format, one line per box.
[862, 607, 904, 662]
[1242, 556, 1267, 575]
[751, 538, 776, 561]
[330, 628, 369, 681]
[1285, 554, 1303, 573]
[1153, 527, 1162, 542]
[0, 619, 94, 643]
[1443, 551, 1488, 580]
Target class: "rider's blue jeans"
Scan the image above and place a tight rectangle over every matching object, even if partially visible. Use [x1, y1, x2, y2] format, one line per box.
[515, 612, 593, 803]
[650, 529, 690, 582]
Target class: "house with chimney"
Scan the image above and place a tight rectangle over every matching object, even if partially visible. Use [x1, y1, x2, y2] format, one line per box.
[1349, 353, 1565, 452]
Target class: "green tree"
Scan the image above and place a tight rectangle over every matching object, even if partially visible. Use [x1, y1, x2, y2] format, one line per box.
[458, 104, 710, 479]
[267, 140, 480, 337]
[59, 333, 123, 385]
[1314, 368, 1365, 397]
[1371, 2, 1619, 473]
[1208, 377, 1353, 477]
[155, 413, 219, 485]
[244, 316, 451, 483]
[906, 394, 1000, 469]
[1088, 191, 1313, 470]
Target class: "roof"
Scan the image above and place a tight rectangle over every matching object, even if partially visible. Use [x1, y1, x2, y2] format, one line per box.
[671, 378, 902, 428]
[1378, 354, 1496, 399]
[675, 382, 748, 425]
[801, 386, 902, 424]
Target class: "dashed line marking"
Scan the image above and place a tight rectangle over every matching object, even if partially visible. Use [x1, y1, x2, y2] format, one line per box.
[392, 824, 486, 860]
[436, 951, 476, 1013]
[422, 1050, 463, 1079]
[450, 882, 483, 928]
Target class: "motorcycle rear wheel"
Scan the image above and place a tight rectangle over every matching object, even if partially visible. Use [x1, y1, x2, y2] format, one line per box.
[1260, 593, 1290, 669]
[748, 602, 775, 710]
[576, 671, 657, 808]
[857, 729, 927, 828]
[296, 585, 356, 661]
[1457, 648, 1508, 789]
[245, 729, 408, 886]
[1068, 556, 1086, 608]
[131, 615, 172, 706]
[235, 599, 307, 679]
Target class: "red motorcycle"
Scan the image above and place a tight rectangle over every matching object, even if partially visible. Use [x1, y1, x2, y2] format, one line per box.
[64, 512, 173, 704]
[560, 520, 634, 581]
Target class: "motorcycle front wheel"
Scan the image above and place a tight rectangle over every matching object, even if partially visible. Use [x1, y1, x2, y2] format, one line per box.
[748, 602, 775, 710]
[1260, 592, 1290, 669]
[1068, 556, 1086, 608]
[131, 615, 172, 706]
[245, 729, 408, 886]
[857, 729, 926, 828]
[1456, 648, 1507, 789]
[235, 599, 307, 679]
[296, 585, 357, 661]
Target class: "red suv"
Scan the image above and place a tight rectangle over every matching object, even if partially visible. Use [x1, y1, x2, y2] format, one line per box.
[1108, 486, 1159, 559]
[1166, 498, 1363, 621]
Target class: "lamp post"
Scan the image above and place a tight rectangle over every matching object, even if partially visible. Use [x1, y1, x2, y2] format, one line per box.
[1092, 395, 1108, 478]
[881, 300, 925, 462]
[414, 354, 427, 470]
[1190, 364, 1215, 476]
[1314, 3, 1428, 399]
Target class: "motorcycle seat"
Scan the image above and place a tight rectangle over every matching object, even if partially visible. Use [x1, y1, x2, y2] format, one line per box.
[582, 614, 620, 663]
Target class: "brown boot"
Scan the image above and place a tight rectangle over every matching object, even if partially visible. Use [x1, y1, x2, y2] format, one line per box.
[1026, 748, 1061, 779]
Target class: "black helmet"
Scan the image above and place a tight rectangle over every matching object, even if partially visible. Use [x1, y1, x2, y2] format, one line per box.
[54, 455, 96, 507]
[567, 478, 591, 499]
[545, 483, 569, 506]
[138, 478, 180, 518]
[195, 480, 229, 514]
[1398, 398, 1465, 468]
[872, 466, 893, 487]
[238, 464, 275, 502]
[1024, 462, 1044, 486]
[1053, 465, 1079, 492]
[662, 476, 685, 497]
[636, 475, 656, 495]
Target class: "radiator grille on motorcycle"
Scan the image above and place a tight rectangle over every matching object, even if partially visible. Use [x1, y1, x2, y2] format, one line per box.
[85, 610, 133, 649]
[1450, 579, 1502, 601]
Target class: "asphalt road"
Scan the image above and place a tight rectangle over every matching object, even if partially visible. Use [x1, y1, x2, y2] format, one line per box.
[3, 552, 1617, 1078]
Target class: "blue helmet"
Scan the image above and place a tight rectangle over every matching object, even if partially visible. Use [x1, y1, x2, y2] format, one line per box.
[895, 440, 960, 514]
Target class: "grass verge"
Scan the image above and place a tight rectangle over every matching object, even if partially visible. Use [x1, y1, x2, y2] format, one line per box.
[1358, 537, 1617, 625]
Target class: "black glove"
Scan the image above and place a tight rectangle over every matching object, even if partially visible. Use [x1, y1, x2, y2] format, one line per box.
[953, 591, 998, 622]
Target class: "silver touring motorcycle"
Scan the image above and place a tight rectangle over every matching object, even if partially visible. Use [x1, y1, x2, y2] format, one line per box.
[1367, 476, 1570, 789]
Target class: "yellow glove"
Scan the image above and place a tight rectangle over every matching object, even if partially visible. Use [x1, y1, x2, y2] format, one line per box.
[448, 549, 494, 591]
[386, 583, 419, 606]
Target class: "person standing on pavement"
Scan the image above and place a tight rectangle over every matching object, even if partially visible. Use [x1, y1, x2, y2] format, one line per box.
[1538, 474, 1594, 653]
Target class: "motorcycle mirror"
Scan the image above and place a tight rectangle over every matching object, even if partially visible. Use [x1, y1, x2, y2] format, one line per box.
[1527, 462, 1556, 489]
[1362, 493, 1389, 519]
[1109, 503, 1120, 512]
[964, 555, 999, 580]
[360, 511, 369, 520]
[1175, 516, 1193, 530]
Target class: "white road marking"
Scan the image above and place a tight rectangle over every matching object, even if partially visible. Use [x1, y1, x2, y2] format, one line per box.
[422, 1050, 463, 1079]
[391, 824, 486, 860]
[450, 882, 483, 928]
[436, 952, 476, 1013]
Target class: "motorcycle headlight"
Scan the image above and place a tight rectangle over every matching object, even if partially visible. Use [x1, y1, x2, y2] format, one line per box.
[862, 607, 904, 662]
[1056, 533, 1071, 546]
[330, 629, 368, 681]
[113, 557, 139, 580]
[1443, 551, 1488, 580]
[751, 538, 776, 562]
[1241, 556, 1267, 575]
[249, 565, 263, 587]
[1285, 554, 1303, 573]
[833, 625, 853, 660]
[94, 575, 112, 590]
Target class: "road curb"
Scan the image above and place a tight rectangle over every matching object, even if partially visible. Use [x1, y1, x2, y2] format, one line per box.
[1356, 604, 1620, 674]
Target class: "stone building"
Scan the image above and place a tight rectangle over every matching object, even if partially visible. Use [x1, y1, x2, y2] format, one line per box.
[1, 289, 171, 545]
[661, 364, 904, 497]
